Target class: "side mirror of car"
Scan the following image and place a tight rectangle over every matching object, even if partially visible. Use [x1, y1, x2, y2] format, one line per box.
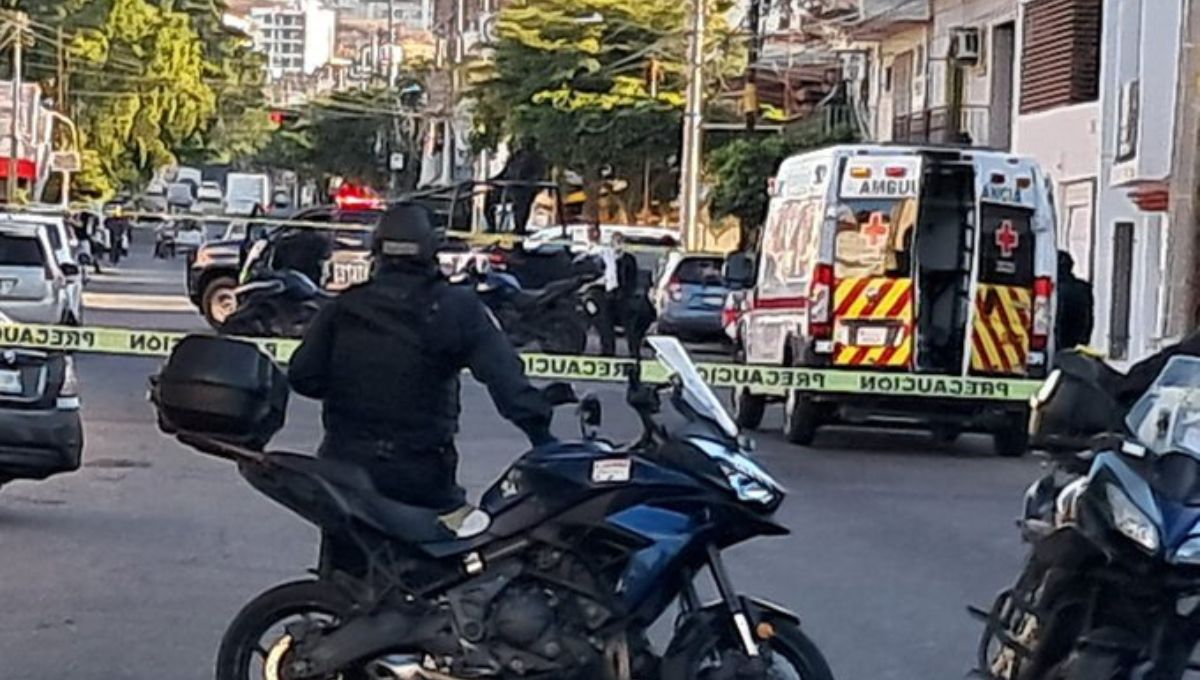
[542, 381, 579, 407]
[60, 262, 80, 277]
[723, 252, 755, 290]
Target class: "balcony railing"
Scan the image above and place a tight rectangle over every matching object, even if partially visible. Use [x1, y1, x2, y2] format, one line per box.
[891, 105, 992, 146]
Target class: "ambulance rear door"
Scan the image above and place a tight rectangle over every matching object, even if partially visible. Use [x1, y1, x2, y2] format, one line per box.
[829, 156, 922, 369]
[967, 159, 1054, 377]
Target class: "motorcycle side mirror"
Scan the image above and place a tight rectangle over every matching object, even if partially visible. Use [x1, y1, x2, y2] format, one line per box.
[627, 383, 661, 414]
[542, 381, 579, 407]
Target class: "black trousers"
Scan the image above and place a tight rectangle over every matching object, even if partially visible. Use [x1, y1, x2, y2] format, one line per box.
[317, 436, 463, 575]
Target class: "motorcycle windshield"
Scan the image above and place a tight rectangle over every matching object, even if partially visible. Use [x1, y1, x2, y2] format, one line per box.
[1126, 356, 1200, 458]
[647, 336, 739, 438]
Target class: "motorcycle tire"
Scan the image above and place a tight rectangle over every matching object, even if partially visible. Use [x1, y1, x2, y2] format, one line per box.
[661, 615, 834, 680]
[1050, 646, 1128, 680]
[215, 579, 362, 680]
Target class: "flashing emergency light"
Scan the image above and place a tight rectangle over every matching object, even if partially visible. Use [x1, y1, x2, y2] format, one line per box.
[335, 183, 384, 211]
[849, 167, 871, 179]
[1016, 177, 1033, 189]
[990, 173, 1007, 184]
[884, 166, 907, 178]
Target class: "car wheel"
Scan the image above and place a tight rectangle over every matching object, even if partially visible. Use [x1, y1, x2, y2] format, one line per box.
[995, 417, 1031, 458]
[731, 348, 765, 430]
[202, 276, 239, 328]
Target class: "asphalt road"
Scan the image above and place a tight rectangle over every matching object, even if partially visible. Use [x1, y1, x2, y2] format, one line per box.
[0, 239, 1045, 680]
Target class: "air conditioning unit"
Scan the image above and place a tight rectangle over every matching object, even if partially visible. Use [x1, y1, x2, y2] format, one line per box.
[951, 27, 981, 64]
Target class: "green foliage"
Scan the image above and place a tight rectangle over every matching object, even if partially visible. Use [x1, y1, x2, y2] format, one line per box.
[471, 0, 743, 201]
[5, 0, 270, 197]
[254, 82, 426, 190]
[707, 122, 858, 237]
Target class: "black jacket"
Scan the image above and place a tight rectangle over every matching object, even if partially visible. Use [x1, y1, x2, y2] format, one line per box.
[288, 266, 553, 451]
[1056, 272, 1095, 351]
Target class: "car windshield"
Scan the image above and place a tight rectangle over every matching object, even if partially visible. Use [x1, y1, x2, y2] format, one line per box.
[1126, 356, 1200, 457]
[648, 336, 738, 438]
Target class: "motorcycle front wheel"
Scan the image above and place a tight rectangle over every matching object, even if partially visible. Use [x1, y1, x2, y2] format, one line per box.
[215, 579, 363, 680]
[661, 616, 834, 680]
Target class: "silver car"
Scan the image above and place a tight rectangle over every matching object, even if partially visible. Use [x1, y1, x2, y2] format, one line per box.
[0, 212, 85, 323]
[0, 222, 80, 325]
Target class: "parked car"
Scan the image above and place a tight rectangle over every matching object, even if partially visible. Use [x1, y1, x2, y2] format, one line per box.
[653, 251, 729, 342]
[0, 222, 82, 325]
[0, 312, 83, 488]
[0, 211, 84, 323]
[197, 181, 225, 214]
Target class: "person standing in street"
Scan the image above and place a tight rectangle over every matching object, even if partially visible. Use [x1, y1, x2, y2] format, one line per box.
[287, 202, 554, 571]
[585, 220, 619, 356]
[611, 233, 653, 357]
[105, 205, 130, 266]
[1055, 250, 1095, 351]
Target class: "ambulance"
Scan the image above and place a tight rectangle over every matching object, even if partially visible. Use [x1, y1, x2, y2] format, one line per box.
[725, 144, 1058, 456]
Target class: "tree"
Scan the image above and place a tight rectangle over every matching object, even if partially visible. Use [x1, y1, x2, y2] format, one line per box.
[470, 0, 742, 216]
[707, 121, 858, 246]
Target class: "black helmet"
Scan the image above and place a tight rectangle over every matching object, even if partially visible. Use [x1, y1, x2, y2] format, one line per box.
[374, 202, 439, 262]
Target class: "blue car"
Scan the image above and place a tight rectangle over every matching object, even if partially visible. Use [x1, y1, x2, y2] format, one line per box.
[653, 252, 729, 341]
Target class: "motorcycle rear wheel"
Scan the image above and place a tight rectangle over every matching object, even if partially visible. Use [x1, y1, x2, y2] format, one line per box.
[1049, 647, 1127, 680]
[215, 579, 362, 680]
[662, 617, 834, 680]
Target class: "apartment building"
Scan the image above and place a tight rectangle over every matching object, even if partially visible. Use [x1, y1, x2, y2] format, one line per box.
[249, 0, 337, 80]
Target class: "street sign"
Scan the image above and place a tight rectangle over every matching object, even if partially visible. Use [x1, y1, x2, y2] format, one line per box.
[49, 151, 80, 173]
[389, 152, 405, 171]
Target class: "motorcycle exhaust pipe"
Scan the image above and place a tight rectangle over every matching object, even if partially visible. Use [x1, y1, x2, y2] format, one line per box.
[365, 656, 463, 680]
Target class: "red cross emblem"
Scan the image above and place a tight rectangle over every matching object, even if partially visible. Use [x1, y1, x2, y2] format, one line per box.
[862, 211, 889, 247]
[995, 220, 1019, 258]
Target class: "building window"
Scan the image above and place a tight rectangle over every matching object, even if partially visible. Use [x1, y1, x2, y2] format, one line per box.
[1110, 221, 1135, 360]
[1019, 0, 1102, 113]
[1115, 79, 1140, 162]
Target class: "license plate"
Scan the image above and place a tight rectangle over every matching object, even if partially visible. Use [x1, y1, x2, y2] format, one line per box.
[0, 368, 23, 395]
[702, 295, 725, 306]
[332, 261, 371, 287]
[855, 327, 890, 347]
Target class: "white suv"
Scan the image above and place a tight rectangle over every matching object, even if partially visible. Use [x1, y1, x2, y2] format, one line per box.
[0, 222, 79, 325]
[0, 212, 84, 323]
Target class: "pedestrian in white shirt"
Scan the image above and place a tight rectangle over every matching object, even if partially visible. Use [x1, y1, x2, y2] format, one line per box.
[585, 220, 619, 356]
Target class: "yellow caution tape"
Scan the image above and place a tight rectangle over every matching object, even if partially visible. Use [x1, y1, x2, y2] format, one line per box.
[0, 322, 1042, 402]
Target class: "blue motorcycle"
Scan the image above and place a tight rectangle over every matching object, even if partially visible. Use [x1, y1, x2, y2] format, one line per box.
[977, 355, 1200, 679]
[153, 335, 834, 680]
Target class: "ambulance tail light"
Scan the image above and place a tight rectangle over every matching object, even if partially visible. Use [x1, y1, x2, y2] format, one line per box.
[1031, 276, 1054, 350]
[809, 263, 834, 340]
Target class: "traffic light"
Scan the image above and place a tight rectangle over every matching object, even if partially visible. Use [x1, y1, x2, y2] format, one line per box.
[269, 110, 300, 128]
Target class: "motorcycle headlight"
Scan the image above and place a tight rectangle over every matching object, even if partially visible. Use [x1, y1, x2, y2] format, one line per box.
[1106, 484, 1159, 553]
[719, 462, 776, 505]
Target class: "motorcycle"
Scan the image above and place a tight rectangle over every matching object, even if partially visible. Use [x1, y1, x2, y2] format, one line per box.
[219, 234, 331, 338]
[975, 351, 1200, 679]
[150, 334, 834, 680]
[466, 254, 602, 355]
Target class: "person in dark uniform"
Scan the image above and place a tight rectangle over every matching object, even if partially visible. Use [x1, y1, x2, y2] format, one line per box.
[272, 228, 332, 286]
[1056, 250, 1095, 351]
[288, 203, 554, 566]
[612, 233, 653, 357]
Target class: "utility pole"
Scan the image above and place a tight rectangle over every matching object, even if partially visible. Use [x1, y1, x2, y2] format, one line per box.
[678, 0, 706, 250]
[387, 0, 397, 86]
[6, 10, 24, 204]
[440, 0, 464, 185]
[1164, 0, 1200, 341]
[55, 25, 65, 113]
[743, 0, 762, 130]
[643, 58, 659, 217]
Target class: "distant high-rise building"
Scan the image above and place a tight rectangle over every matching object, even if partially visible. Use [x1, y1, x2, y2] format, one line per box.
[331, 0, 430, 30]
[247, 0, 338, 80]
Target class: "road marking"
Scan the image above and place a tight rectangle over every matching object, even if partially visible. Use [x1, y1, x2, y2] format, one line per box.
[83, 293, 195, 313]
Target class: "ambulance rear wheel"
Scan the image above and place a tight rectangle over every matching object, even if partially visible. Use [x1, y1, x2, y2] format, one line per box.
[784, 390, 822, 446]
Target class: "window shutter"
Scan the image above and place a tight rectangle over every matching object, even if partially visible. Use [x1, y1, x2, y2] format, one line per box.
[1020, 0, 1102, 113]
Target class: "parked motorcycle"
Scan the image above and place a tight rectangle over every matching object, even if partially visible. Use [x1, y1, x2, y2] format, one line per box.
[975, 350, 1200, 679]
[467, 254, 602, 355]
[150, 334, 834, 680]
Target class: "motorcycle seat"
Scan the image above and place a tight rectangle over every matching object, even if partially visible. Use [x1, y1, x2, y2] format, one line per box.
[513, 277, 581, 310]
[248, 452, 454, 546]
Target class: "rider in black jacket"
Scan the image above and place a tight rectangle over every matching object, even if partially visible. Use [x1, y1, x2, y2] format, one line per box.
[288, 202, 554, 519]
